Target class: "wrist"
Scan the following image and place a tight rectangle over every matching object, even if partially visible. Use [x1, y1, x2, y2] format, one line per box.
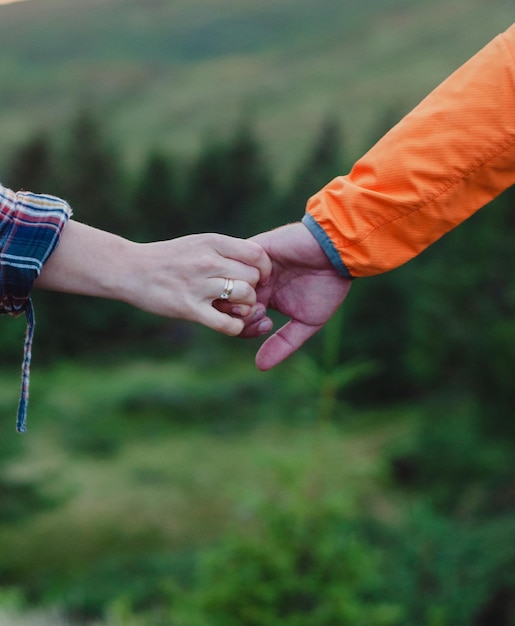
[301, 214, 352, 278]
[105, 238, 143, 306]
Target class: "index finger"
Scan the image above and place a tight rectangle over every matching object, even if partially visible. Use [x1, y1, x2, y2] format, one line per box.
[213, 236, 272, 286]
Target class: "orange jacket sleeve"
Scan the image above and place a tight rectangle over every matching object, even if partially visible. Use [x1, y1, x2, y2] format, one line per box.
[303, 23, 515, 278]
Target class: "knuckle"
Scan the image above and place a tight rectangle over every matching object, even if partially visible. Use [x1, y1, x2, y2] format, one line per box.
[195, 253, 214, 273]
[247, 267, 260, 286]
[248, 242, 264, 262]
[241, 282, 256, 303]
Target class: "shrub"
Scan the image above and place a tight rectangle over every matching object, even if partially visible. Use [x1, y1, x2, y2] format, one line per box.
[174, 499, 402, 626]
[371, 505, 515, 626]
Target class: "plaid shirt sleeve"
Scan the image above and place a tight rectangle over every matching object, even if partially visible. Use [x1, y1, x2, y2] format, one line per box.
[0, 183, 72, 315]
[0, 182, 72, 432]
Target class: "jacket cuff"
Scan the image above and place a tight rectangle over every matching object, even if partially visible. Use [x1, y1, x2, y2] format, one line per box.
[302, 214, 353, 279]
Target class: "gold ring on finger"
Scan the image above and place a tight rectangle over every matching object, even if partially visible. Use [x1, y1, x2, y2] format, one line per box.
[220, 278, 234, 300]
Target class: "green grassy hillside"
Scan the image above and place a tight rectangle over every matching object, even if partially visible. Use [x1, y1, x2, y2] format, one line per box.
[0, 0, 512, 177]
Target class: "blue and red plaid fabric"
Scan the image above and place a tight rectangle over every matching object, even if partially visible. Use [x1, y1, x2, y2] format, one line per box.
[0, 183, 71, 432]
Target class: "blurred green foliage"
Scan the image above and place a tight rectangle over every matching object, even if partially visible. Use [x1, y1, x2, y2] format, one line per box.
[175, 498, 399, 626]
[0, 2, 513, 624]
[171, 498, 515, 626]
[0, 107, 513, 625]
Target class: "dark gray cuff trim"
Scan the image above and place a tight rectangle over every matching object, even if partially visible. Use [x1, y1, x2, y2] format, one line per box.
[301, 214, 353, 279]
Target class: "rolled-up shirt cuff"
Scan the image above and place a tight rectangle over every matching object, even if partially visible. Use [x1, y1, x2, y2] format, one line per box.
[0, 185, 72, 432]
[0, 186, 72, 315]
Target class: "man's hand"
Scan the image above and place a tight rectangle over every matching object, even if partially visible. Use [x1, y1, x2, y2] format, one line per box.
[240, 222, 352, 370]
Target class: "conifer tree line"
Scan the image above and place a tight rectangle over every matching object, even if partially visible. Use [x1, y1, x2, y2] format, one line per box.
[2, 107, 515, 423]
[2, 109, 348, 360]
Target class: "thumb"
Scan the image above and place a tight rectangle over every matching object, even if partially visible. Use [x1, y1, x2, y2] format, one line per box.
[255, 320, 321, 370]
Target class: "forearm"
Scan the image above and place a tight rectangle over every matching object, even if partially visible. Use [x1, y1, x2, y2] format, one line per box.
[35, 219, 136, 302]
[306, 23, 515, 278]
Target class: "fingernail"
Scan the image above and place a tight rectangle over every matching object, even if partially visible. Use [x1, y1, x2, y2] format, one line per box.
[232, 306, 243, 316]
[258, 320, 272, 334]
[253, 309, 265, 322]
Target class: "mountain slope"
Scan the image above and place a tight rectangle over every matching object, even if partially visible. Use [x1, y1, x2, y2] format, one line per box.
[0, 0, 512, 177]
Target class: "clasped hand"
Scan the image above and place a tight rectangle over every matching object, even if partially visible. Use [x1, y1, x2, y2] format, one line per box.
[37, 221, 351, 368]
[239, 222, 352, 370]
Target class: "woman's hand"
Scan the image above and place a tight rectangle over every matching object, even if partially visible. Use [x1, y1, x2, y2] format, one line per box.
[123, 233, 272, 335]
[36, 221, 272, 336]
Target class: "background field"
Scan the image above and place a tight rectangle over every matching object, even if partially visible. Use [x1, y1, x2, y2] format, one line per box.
[0, 0, 512, 177]
[0, 1, 514, 625]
